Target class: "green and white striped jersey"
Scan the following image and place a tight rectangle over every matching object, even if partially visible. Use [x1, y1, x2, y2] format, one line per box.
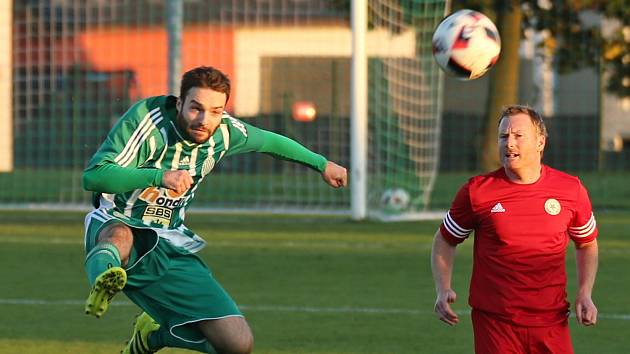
[84, 95, 327, 230]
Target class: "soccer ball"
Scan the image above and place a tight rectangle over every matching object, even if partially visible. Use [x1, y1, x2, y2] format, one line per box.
[380, 188, 410, 212]
[432, 9, 501, 80]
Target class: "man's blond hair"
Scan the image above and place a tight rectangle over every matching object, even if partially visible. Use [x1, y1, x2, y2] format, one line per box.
[498, 105, 548, 138]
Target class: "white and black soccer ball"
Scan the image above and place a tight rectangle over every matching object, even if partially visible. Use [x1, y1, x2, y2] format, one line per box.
[432, 9, 501, 80]
[380, 188, 410, 212]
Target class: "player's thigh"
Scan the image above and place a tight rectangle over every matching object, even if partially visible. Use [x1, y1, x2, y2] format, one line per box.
[198, 316, 253, 354]
[85, 213, 133, 256]
[471, 309, 526, 354]
[529, 321, 573, 354]
[97, 222, 134, 259]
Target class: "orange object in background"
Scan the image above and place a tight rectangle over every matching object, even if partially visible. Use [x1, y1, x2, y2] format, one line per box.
[79, 26, 236, 112]
[292, 101, 317, 122]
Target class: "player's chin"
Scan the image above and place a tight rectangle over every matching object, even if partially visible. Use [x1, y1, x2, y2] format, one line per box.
[501, 158, 519, 168]
[189, 129, 211, 143]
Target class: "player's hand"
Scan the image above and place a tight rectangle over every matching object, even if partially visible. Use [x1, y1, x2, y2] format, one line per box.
[575, 293, 598, 326]
[434, 288, 459, 326]
[162, 170, 193, 194]
[321, 161, 347, 188]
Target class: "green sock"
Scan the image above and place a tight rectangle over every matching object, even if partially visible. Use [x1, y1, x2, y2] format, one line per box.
[148, 326, 217, 354]
[84, 242, 121, 286]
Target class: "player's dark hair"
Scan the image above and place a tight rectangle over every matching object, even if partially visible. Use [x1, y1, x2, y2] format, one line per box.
[498, 105, 548, 138]
[179, 66, 231, 104]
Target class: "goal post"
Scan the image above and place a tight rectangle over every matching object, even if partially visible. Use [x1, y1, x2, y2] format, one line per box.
[351, 0, 368, 220]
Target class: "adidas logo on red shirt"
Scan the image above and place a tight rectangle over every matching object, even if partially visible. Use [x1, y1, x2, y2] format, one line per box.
[491, 202, 506, 213]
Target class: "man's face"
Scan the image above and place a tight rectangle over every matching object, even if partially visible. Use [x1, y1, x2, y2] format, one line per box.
[498, 113, 545, 172]
[176, 87, 227, 144]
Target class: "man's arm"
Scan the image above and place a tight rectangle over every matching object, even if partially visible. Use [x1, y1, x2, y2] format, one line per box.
[575, 239, 598, 326]
[83, 164, 163, 193]
[241, 127, 328, 171]
[259, 133, 347, 187]
[431, 229, 459, 326]
[255, 130, 347, 187]
[228, 120, 346, 187]
[83, 164, 193, 195]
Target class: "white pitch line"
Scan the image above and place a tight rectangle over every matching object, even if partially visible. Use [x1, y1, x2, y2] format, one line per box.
[0, 298, 629, 320]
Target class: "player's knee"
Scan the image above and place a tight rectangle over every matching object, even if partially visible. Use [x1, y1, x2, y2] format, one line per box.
[207, 327, 253, 354]
[97, 223, 134, 263]
[215, 339, 254, 354]
[214, 335, 253, 354]
[199, 317, 253, 354]
[239, 331, 254, 354]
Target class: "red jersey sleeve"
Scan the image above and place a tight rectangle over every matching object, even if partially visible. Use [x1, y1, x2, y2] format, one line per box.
[440, 182, 475, 245]
[568, 180, 598, 244]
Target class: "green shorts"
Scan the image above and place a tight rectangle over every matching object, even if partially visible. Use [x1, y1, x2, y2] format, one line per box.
[84, 208, 243, 343]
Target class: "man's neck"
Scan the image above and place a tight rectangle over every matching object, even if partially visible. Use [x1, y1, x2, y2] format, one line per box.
[504, 165, 542, 184]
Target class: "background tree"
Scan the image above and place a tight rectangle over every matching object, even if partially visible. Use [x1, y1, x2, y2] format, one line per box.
[453, 0, 629, 170]
[331, 1, 629, 170]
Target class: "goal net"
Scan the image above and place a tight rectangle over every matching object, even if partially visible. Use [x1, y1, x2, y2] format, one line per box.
[2, 0, 446, 218]
[367, 0, 446, 219]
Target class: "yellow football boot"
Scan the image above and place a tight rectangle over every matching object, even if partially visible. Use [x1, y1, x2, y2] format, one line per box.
[121, 312, 160, 354]
[84, 266, 127, 318]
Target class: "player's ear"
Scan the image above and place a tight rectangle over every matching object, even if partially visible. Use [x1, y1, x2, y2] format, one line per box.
[537, 134, 546, 152]
[176, 97, 182, 112]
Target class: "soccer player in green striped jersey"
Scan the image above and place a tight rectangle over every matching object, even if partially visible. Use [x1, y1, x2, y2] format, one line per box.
[82, 66, 347, 354]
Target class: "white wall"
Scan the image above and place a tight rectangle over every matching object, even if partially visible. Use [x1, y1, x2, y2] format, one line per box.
[233, 26, 416, 116]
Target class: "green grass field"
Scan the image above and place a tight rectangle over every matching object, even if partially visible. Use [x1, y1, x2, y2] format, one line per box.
[0, 210, 629, 354]
[2, 170, 630, 211]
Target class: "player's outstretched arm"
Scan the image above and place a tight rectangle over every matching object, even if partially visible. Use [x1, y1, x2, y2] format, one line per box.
[321, 161, 347, 188]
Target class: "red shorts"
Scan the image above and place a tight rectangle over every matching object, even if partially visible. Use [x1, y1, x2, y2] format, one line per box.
[471, 309, 573, 354]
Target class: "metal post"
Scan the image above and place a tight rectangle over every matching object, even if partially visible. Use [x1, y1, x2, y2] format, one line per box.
[351, 0, 367, 220]
[166, 0, 183, 95]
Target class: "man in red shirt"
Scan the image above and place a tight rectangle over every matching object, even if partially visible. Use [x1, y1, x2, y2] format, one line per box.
[431, 105, 599, 353]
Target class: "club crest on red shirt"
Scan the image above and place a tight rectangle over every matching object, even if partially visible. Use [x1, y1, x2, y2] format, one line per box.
[544, 198, 561, 215]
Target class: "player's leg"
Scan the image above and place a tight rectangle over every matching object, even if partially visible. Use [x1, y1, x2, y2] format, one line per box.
[85, 221, 134, 280]
[197, 317, 253, 354]
[122, 239, 249, 353]
[471, 309, 526, 354]
[133, 312, 252, 354]
[84, 220, 134, 317]
[146, 322, 218, 353]
[528, 320, 574, 354]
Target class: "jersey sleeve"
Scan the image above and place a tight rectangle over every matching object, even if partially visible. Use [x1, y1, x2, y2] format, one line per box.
[568, 180, 598, 244]
[439, 182, 475, 245]
[83, 98, 165, 193]
[83, 164, 163, 194]
[224, 116, 328, 172]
